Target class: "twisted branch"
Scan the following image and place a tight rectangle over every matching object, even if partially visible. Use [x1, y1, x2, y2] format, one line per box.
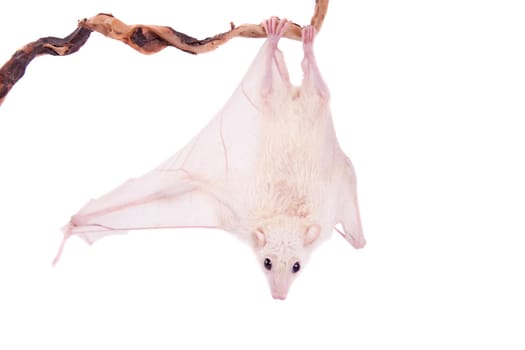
[0, 0, 329, 106]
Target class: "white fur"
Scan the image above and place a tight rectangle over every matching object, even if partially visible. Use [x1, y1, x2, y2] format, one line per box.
[236, 79, 346, 299]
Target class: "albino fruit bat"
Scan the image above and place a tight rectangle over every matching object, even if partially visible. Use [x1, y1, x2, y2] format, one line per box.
[54, 17, 365, 300]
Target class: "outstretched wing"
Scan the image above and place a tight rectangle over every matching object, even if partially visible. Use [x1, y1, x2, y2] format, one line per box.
[55, 38, 289, 262]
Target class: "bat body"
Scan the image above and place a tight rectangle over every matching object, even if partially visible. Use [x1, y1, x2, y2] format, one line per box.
[56, 18, 365, 300]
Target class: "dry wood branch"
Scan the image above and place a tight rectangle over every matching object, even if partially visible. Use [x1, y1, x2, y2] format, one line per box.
[0, 27, 91, 106]
[79, 14, 303, 55]
[0, 0, 329, 106]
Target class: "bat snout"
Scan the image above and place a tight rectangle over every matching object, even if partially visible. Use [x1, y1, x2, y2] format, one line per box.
[271, 291, 288, 300]
[270, 278, 290, 300]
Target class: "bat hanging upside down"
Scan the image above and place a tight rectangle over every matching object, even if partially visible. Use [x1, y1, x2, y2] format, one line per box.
[54, 17, 365, 300]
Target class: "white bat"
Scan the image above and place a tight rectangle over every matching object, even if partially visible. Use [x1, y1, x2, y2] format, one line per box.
[55, 17, 365, 300]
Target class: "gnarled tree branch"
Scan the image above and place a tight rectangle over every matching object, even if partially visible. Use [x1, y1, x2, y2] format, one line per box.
[0, 27, 91, 106]
[0, 0, 329, 106]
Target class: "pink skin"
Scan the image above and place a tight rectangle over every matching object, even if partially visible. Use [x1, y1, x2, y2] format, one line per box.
[301, 25, 329, 98]
[261, 17, 290, 95]
[335, 224, 366, 249]
[270, 272, 293, 300]
[263, 16, 289, 48]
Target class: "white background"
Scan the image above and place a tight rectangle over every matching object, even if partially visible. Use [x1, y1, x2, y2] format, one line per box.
[1, 0, 524, 349]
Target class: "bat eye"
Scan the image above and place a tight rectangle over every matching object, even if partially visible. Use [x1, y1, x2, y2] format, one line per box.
[292, 262, 301, 273]
[264, 258, 272, 271]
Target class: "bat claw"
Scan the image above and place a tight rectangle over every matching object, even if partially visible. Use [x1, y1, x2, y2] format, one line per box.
[301, 25, 316, 59]
[263, 17, 289, 46]
[301, 25, 316, 46]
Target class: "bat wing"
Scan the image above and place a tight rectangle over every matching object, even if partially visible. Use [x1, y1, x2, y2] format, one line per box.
[336, 157, 366, 249]
[55, 39, 287, 262]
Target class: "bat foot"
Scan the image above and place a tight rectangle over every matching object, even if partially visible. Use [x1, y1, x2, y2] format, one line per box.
[300, 25, 329, 99]
[302, 25, 316, 47]
[263, 17, 289, 47]
[301, 25, 316, 64]
[261, 17, 290, 97]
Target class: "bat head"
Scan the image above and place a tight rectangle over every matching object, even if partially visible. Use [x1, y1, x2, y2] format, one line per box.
[253, 222, 320, 300]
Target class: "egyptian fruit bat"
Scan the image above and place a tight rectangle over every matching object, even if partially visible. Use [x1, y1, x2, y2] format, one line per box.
[55, 17, 365, 300]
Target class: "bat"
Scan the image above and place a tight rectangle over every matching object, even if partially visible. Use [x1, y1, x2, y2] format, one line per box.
[54, 17, 365, 300]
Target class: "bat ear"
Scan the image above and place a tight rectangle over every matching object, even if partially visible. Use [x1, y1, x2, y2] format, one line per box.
[254, 228, 266, 247]
[304, 224, 321, 246]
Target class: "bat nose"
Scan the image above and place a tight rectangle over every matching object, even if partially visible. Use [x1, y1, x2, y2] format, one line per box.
[272, 290, 288, 300]
[271, 291, 288, 300]
[270, 274, 290, 300]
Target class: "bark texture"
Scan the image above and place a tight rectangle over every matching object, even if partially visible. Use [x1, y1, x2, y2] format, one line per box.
[0, 0, 329, 106]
